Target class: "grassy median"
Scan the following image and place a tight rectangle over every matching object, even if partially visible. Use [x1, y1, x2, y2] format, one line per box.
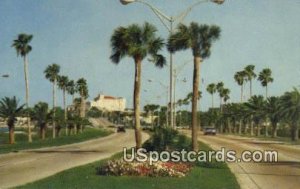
[17, 142, 240, 189]
[0, 128, 112, 154]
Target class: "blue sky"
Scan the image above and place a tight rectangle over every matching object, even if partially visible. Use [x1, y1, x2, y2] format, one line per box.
[0, 0, 299, 111]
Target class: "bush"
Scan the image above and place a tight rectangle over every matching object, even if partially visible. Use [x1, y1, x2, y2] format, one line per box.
[142, 127, 192, 152]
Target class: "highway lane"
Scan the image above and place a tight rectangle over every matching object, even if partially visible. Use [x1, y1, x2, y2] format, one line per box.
[0, 130, 149, 189]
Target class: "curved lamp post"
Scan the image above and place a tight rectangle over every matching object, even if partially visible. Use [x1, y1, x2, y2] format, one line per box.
[120, 0, 225, 128]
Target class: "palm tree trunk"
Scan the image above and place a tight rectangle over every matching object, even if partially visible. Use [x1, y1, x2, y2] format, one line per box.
[291, 121, 299, 141]
[63, 89, 68, 136]
[250, 119, 254, 136]
[42, 127, 46, 140]
[9, 126, 15, 144]
[52, 79, 56, 139]
[250, 79, 253, 98]
[240, 85, 243, 103]
[23, 56, 32, 143]
[238, 120, 242, 134]
[134, 57, 142, 149]
[265, 85, 268, 99]
[211, 94, 214, 108]
[191, 56, 201, 151]
[272, 122, 277, 138]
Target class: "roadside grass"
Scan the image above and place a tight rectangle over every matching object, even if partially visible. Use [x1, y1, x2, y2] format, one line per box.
[0, 128, 112, 154]
[17, 142, 240, 189]
[223, 132, 300, 145]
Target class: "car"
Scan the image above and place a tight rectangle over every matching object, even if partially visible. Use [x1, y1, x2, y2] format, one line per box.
[203, 127, 216, 135]
[117, 126, 126, 133]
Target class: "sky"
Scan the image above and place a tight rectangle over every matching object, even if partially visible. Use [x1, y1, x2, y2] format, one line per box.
[0, 0, 299, 111]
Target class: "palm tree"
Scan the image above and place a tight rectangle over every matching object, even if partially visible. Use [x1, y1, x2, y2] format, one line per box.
[280, 88, 300, 141]
[110, 22, 166, 149]
[264, 96, 281, 138]
[76, 78, 88, 133]
[234, 71, 246, 102]
[244, 65, 256, 98]
[32, 102, 49, 140]
[258, 68, 273, 98]
[222, 88, 231, 104]
[67, 80, 76, 103]
[0, 97, 24, 144]
[44, 64, 60, 138]
[216, 82, 224, 108]
[12, 33, 33, 142]
[206, 83, 217, 108]
[245, 95, 266, 136]
[168, 22, 220, 151]
[58, 75, 69, 135]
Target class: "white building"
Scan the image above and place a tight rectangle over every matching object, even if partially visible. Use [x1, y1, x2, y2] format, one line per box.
[88, 94, 126, 112]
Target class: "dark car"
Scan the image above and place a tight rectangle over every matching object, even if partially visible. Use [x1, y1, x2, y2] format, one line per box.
[203, 127, 216, 135]
[117, 126, 126, 133]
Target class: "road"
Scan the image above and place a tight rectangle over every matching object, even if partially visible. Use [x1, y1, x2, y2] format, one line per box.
[196, 132, 300, 189]
[0, 130, 149, 189]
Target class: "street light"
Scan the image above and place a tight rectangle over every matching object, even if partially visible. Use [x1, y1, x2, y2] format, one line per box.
[120, 0, 225, 129]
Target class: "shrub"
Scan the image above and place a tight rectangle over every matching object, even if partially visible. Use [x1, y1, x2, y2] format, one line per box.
[142, 127, 191, 152]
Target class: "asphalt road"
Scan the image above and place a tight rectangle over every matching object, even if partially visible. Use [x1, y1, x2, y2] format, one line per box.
[0, 130, 149, 189]
[196, 132, 300, 189]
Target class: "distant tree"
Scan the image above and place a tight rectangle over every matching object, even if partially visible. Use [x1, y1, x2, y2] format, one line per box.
[58, 75, 69, 135]
[280, 88, 300, 141]
[12, 33, 33, 142]
[44, 64, 60, 138]
[244, 65, 256, 98]
[32, 102, 49, 140]
[206, 83, 217, 108]
[76, 78, 89, 133]
[234, 71, 246, 102]
[245, 95, 266, 136]
[258, 68, 273, 98]
[0, 97, 24, 144]
[264, 96, 281, 138]
[66, 80, 76, 103]
[144, 104, 160, 128]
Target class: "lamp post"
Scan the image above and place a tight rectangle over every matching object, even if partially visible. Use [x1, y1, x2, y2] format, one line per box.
[120, 0, 225, 129]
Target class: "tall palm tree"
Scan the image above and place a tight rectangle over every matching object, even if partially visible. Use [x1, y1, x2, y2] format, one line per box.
[110, 22, 166, 149]
[67, 80, 76, 103]
[234, 71, 245, 102]
[222, 88, 231, 104]
[206, 83, 217, 108]
[44, 64, 60, 138]
[264, 96, 281, 138]
[258, 68, 273, 98]
[280, 88, 300, 141]
[0, 97, 24, 144]
[12, 33, 33, 142]
[216, 82, 224, 108]
[58, 75, 69, 135]
[168, 22, 220, 151]
[32, 102, 49, 140]
[76, 78, 88, 133]
[244, 65, 256, 98]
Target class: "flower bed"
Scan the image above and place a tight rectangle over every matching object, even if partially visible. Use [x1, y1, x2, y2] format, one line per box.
[97, 160, 192, 178]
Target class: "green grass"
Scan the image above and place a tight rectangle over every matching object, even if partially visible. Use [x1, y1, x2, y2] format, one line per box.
[17, 142, 240, 189]
[0, 128, 112, 154]
[223, 132, 300, 145]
